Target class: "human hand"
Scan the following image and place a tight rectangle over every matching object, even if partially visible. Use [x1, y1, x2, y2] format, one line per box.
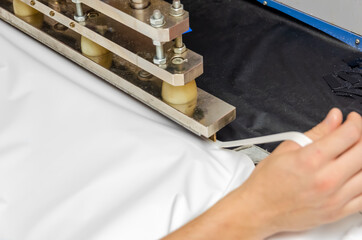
[164, 109, 362, 240]
[232, 108, 362, 238]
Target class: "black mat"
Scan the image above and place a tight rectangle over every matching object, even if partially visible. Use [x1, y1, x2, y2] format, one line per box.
[176, 0, 362, 151]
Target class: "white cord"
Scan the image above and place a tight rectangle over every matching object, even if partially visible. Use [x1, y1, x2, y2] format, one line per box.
[216, 131, 313, 149]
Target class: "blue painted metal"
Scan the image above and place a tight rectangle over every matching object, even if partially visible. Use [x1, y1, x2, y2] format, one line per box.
[256, 0, 362, 51]
[184, 28, 192, 34]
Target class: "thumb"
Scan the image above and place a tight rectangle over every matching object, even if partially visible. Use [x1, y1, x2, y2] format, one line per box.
[273, 108, 343, 154]
[305, 108, 343, 141]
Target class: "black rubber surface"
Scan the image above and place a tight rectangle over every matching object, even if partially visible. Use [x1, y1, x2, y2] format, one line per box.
[177, 0, 362, 151]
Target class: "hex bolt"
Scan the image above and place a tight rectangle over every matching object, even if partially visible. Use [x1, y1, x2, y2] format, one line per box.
[170, 0, 184, 17]
[150, 10, 165, 28]
[153, 40, 166, 65]
[72, 0, 86, 22]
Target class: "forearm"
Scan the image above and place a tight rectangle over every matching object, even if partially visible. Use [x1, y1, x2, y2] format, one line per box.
[164, 188, 276, 240]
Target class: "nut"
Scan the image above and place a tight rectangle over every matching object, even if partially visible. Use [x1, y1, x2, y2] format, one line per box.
[173, 44, 186, 54]
[150, 10, 165, 28]
[170, 1, 184, 17]
[153, 56, 167, 65]
[74, 14, 86, 22]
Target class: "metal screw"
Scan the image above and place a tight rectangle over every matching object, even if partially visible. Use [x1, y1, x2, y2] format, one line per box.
[69, 22, 75, 28]
[173, 0, 181, 8]
[170, 0, 185, 17]
[30, 0, 35, 6]
[356, 39, 360, 45]
[154, 10, 162, 19]
[153, 40, 166, 65]
[263, 1, 268, 5]
[49, 11, 55, 17]
[72, 0, 86, 22]
[150, 10, 165, 27]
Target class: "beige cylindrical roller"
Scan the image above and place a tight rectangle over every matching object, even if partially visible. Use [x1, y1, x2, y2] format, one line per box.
[13, 0, 43, 28]
[161, 80, 198, 117]
[81, 36, 113, 69]
[13, 0, 38, 16]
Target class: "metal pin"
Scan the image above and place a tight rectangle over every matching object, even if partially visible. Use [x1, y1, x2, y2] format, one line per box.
[173, 35, 186, 54]
[72, 0, 86, 22]
[153, 40, 166, 65]
[175, 36, 183, 48]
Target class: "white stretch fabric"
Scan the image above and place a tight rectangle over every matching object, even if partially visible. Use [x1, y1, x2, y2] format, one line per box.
[0, 20, 361, 240]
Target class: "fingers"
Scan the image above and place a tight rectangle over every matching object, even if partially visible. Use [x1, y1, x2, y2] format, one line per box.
[273, 108, 343, 155]
[305, 108, 343, 141]
[334, 171, 362, 205]
[300, 112, 361, 164]
[328, 138, 362, 188]
[340, 193, 362, 219]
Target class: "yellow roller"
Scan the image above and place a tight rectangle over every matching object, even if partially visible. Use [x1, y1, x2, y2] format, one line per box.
[81, 36, 113, 69]
[13, 0, 43, 28]
[162, 80, 198, 117]
[13, 0, 38, 16]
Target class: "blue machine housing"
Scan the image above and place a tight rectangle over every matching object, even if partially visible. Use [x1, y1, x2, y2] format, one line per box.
[257, 0, 362, 51]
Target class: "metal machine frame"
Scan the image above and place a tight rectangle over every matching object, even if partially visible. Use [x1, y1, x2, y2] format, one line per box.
[0, 0, 236, 138]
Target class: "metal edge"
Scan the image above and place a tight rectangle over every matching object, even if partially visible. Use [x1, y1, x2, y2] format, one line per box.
[82, 0, 190, 42]
[258, 0, 362, 51]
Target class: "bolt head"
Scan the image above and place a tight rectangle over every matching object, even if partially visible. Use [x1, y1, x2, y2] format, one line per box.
[150, 10, 165, 27]
[263, 1, 268, 5]
[356, 39, 360, 45]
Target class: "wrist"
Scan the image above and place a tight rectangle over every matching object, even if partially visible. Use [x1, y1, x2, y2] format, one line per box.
[227, 186, 280, 239]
